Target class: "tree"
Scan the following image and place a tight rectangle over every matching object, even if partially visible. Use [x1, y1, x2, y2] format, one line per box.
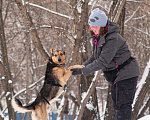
[0, 0, 16, 119]
[67, 0, 101, 119]
[104, 0, 126, 119]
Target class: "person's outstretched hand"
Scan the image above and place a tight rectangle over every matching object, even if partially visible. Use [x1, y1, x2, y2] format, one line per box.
[71, 68, 83, 75]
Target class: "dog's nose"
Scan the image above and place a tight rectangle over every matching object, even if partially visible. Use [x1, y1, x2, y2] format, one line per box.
[58, 58, 62, 63]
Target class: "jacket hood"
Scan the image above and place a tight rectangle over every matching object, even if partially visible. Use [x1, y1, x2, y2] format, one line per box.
[107, 20, 120, 34]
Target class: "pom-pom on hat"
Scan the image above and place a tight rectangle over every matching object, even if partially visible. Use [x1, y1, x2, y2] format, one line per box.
[88, 8, 108, 27]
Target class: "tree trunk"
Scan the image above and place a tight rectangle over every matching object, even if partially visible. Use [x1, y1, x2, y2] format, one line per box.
[80, 51, 100, 120]
[105, 0, 126, 119]
[66, 0, 100, 119]
[25, 30, 31, 120]
[118, 4, 125, 37]
[0, 0, 16, 119]
[104, 86, 114, 120]
[113, 0, 126, 24]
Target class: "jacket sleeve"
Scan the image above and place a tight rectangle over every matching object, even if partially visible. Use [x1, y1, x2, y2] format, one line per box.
[82, 35, 119, 76]
[82, 54, 95, 66]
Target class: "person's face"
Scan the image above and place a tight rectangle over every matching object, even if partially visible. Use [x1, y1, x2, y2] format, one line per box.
[90, 25, 101, 35]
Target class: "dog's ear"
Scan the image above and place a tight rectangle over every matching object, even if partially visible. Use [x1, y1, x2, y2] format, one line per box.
[50, 49, 53, 53]
[50, 49, 55, 56]
[63, 51, 65, 55]
[50, 49, 54, 57]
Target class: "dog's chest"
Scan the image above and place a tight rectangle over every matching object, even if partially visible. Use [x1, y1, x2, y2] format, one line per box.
[52, 67, 65, 79]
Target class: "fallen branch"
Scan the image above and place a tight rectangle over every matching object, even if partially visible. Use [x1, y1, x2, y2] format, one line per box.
[75, 71, 99, 120]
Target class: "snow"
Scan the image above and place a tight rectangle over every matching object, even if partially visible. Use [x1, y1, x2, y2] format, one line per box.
[21, 0, 25, 5]
[0, 110, 5, 118]
[138, 115, 150, 120]
[75, 71, 99, 120]
[6, 92, 10, 97]
[8, 80, 12, 84]
[138, 97, 150, 117]
[25, 2, 73, 20]
[81, 71, 98, 103]
[127, 0, 143, 3]
[86, 101, 94, 111]
[81, 92, 87, 100]
[77, 1, 82, 13]
[4, 117, 9, 120]
[70, 90, 76, 98]
[133, 58, 150, 107]
[2, 76, 5, 79]
[96, 86, 108, 90]
[57, 96, 65, 120]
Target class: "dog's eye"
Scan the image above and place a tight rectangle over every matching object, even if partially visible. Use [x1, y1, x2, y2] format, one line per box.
[54, 55, 57, 57]
[60, 53, 63, 56]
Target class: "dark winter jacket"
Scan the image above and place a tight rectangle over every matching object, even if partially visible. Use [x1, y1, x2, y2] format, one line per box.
[82, 20, 140, 84]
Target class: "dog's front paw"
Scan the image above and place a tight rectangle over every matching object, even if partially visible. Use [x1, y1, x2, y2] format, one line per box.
[68, 65, 85, 70]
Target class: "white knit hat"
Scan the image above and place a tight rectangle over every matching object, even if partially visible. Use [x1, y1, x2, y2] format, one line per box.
[88, 8, 108, 27]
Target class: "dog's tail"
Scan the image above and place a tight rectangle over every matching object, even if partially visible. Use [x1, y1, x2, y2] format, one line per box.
[11, 98, 34, 113]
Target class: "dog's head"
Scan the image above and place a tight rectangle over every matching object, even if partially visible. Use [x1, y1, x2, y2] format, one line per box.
[50, 49, 65, 64]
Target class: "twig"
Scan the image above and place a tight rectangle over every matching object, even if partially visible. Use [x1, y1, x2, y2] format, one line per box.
[13, 76, 44, 97]
[25, 2, 74, 20]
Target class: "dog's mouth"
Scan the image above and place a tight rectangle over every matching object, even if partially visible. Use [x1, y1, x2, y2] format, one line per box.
[57, 59, 65, 64]
[58, 58, 62, 63]
[52, 58, 65, 64]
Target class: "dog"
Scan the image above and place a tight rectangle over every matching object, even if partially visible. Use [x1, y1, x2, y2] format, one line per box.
[11, 49, 84, 120]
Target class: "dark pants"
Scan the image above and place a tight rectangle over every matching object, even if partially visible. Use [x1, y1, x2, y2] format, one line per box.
[111, 77, 138, 120]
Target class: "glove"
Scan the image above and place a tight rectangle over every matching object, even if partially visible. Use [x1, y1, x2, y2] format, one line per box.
[71, 68, 83, 75]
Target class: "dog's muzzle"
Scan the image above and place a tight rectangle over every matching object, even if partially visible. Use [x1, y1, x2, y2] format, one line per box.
[58, 58, 62, 63]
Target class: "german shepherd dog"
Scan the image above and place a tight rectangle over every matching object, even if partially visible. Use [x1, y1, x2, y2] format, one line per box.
[11, 49, 84, 120]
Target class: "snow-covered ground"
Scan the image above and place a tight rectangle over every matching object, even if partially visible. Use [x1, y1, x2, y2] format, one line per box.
[138, 115, 150, 120]
[3, 114, 150, 120]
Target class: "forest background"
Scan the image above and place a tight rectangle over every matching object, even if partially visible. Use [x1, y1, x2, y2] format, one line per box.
[0, 0, 150, 120]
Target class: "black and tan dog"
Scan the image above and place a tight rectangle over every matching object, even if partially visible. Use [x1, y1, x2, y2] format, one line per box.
[11, 49, 84, 120]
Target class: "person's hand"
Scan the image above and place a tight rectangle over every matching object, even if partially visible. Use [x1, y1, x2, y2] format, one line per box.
[70, 68, 83, 75]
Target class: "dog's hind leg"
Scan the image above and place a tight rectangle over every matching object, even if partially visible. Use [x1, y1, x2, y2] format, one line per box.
[32, 103, 48, 120]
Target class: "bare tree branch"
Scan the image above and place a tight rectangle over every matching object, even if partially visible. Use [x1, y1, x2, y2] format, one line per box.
[26, 2, 74, 20]
[75, 71, 99, 120]
[14, 76, 44, 97]
[137, 96, 150, 119]
[59, 0, 72, 9]
[15, 0, 50, 61]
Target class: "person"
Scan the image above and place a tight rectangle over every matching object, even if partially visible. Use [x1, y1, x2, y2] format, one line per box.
[71, 8, 140, 120]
